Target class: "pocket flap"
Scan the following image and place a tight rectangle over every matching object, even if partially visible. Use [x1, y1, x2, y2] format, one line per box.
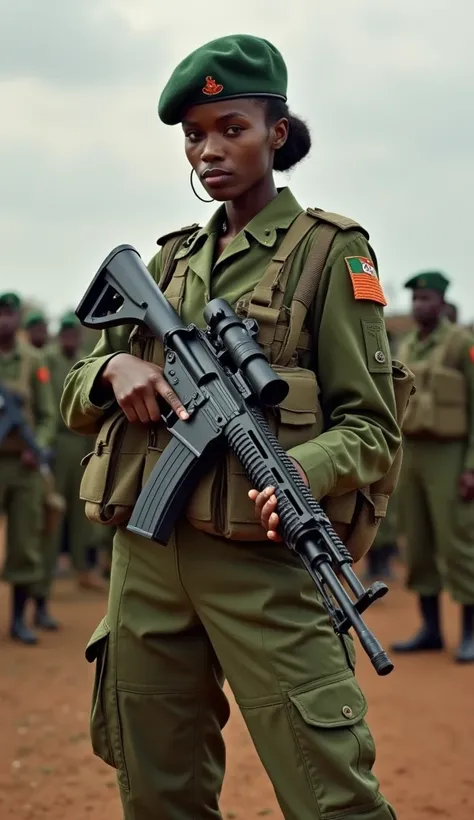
[97, 410, 126, 450]
[273, 367, 319, 421]
[288, 671, 367, 728]
[85, 618, 111, 663]
[279, 407, 317, 426]
[80, 450, 94, 468]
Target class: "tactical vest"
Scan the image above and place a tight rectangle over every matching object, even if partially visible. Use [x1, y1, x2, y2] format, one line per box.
[398, 324, 469, 439]
[0, 343, 36, 454]
[79, 209, 414, 562]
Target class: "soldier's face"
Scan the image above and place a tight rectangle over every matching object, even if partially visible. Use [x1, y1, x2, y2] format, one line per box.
[182, 98, 288, 201]
[0, 307, 20, 339]
[28, 323, 48, 348]
[412, 289, 444, 325]
[59, 327, 81, 356]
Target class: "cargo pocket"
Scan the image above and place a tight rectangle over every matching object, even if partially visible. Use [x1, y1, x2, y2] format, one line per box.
[85, 619, 129, 791]
[80, 409, 148, 527]
[273, 366, 322, 451]
[288, 671, 381, 818]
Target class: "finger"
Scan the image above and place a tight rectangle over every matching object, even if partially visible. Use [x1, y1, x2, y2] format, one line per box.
[248, 489, 259, 500]
[141, 384, 161, 423]
[267, 511, 280, 531]
[267, 529, 283, 542]
[254, 487, 275, 514]
[260, 495, 278, 525]
[132, 395, 153, 424]
[154, 375, 189, 421]
[118, 398, 139, 424]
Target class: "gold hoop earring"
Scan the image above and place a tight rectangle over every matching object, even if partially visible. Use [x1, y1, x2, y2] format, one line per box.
[190, 169, 214, 203]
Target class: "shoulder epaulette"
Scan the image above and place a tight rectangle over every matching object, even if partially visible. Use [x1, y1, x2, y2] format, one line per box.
[156, 223, 201, 247]
[306, 207, 369, 239]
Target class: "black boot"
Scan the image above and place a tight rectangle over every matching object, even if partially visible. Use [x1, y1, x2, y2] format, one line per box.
[455, 605, 474, 663]
[391, 595, 444, 653]
[34, 597, 59, 631]
[10, 586, 38, 645]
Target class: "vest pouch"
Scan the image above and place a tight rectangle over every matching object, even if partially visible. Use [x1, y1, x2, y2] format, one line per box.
[80, 409, 149, 526]
[431, 365, 468, 437]
[186, 367, 323, 541]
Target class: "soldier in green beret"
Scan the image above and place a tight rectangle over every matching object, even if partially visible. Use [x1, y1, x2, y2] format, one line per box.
[392, 272, 474, 662]
[41, 312, 106, 595]
[24, 310, 49, 350]
[61, 34, 400, 819]
[0, 292, 56, 643]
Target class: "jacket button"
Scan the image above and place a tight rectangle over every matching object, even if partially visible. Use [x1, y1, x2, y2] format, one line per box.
[374, 350, 386, 363]
[342, 705, 353, 718]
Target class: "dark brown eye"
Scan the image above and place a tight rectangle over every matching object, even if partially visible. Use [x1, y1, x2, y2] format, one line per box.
[225, 125, 243, 136]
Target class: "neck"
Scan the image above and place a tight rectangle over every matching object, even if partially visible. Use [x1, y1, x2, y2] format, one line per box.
[0, 335, 16, 353]
[417, 317, 441, 339]
[224, 176, 278, 236]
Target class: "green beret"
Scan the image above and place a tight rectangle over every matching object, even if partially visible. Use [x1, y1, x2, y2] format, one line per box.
[24, 310, 47, 329]
[404, 271, 450, 295]
[59, 311, 80, 331]
[158, 34, 287, 125]
[0, 292, 21, 310]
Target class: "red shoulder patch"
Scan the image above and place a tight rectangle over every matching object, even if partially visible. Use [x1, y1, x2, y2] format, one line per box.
[469, 346, 474, 364]
[36, 366, 50, 383]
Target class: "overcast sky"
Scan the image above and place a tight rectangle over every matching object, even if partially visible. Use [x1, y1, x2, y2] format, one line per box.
[1, 0, 472, 326]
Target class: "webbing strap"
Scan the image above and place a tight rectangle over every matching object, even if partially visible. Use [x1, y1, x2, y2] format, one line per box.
[275, 223, 339, 367]
[245, 212, 317, 350]
[162, 257, 188, 312]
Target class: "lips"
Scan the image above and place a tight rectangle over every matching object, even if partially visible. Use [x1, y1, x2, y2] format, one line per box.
[201, 168, 232, 180]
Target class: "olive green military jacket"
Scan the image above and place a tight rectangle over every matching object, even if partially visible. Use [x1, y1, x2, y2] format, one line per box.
[45, 344, 86, 436]
[60, 188, 400, 502]
[400, 318, 474, 469]
[0, 340, 56, 452]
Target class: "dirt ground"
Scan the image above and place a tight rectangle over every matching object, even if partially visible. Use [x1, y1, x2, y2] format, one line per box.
[1, 546, 473, 820]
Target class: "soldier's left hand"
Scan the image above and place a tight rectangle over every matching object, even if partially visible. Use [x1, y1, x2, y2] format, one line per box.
[248, 457, 309, 541]
[20, 448, 38, 469]
[459, 470, 474, 501]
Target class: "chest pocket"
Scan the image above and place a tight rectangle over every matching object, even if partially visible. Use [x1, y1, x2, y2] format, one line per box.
[400, 329, 468, 439]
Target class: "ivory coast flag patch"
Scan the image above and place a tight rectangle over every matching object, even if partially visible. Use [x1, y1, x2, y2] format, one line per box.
[344, 256, 387, 306]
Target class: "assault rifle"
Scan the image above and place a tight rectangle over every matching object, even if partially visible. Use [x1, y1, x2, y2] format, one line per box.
[0, 383, 52, 471]
[76, 244, 394, 676]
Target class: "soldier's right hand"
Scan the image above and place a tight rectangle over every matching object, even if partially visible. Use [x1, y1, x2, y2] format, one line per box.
[102, 353, 189, 425]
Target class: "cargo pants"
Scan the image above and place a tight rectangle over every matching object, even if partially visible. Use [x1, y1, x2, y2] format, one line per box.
[86, 520, 396, 820]
[0, 455, 44, 586]
[400, 438, 474, 602]
[52, 431, 100, 573]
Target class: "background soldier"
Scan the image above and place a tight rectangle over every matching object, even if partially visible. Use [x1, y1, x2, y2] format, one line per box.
[0, 292, 56, 644]
[392, 272, 474, 663]
[442, 302, 458, 324]
[46, 312, 106, 591]
[24, 310, 49, 350]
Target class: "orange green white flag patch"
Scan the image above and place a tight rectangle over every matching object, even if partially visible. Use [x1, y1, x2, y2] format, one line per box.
[344, 256, 387, 306]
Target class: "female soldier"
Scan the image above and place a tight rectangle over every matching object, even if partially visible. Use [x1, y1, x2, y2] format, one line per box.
[61, 34, 399, 820]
